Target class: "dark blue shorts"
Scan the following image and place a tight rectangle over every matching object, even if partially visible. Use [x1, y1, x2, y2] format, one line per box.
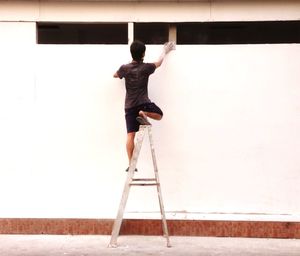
[125, 102, 163, 133]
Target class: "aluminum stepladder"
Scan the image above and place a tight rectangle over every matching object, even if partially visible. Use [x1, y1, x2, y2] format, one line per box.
[109, 124, 171, 248]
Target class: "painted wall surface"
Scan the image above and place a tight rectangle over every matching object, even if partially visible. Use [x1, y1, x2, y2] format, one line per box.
[0, 1, 300, 220]
[1, 0, 300, 22]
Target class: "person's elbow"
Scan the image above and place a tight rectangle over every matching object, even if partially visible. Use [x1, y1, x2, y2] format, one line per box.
[154, 61, 162, 69]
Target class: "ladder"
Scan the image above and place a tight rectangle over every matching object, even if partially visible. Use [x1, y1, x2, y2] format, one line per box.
[109, 124, 171, 248]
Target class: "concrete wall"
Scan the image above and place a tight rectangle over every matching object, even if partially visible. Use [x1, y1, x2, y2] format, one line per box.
[0, 0, 300, 221]
[1, 0, 300, 22]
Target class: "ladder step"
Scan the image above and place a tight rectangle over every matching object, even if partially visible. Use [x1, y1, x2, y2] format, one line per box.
[130, 183, 159, 186]
[132, 178, 156, 181]
[131, 178, 159, 186]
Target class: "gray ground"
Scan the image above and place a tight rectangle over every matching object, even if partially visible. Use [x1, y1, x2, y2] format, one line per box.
[0, 235, 299, 256]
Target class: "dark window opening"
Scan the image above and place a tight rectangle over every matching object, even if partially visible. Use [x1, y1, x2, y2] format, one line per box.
[134, 23, 169, 44]
[177, 21, 300, 44]
[37, 23, 128, 44]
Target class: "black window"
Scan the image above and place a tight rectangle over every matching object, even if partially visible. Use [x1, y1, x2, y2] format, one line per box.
[37, 23, 128, 44]
[134, 23, 169, 44]
[177, 21, 300, 44]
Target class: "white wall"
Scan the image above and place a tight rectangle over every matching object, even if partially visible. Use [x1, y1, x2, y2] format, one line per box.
[1, 0, 300, 22]
[0, 1, 300, 221]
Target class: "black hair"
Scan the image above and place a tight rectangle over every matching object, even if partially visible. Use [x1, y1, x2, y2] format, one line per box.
[130, 40, 146, 61]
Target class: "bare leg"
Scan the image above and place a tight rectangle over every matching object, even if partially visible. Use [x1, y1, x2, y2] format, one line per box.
[139, 110, 162, 121]
[126, 132, 136, 164]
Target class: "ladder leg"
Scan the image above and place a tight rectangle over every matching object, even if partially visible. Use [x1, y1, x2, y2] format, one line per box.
[148, 127, 171, 247]
[108, 127, 146, 247]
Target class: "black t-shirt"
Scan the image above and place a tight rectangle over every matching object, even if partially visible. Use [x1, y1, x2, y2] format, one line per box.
[117, 62, 156, 109]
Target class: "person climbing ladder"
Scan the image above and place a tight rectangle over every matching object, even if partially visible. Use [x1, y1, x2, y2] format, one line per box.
[113, 40, 175, 170]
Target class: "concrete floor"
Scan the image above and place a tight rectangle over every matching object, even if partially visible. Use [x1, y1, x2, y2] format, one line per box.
[0, 235, 300, 256]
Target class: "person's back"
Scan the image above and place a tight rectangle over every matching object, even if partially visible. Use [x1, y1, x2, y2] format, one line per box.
[118, 61, 156, 109]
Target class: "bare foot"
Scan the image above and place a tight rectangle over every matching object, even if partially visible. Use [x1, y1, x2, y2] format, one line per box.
[139, 110, 148, 119]
[137, 111, 151, 125]
[136, 116, 151, 125]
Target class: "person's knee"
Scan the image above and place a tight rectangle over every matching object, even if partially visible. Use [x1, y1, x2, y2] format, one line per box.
[148, 112, 162, 120]
[153, 113, 162, 120]
[127, 132, 135, 142]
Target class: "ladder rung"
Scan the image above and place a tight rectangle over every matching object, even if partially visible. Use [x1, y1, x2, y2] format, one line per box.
[130, 183, 159, 186]
[131, 178, 159, 186]
[132, 178, 156, 181]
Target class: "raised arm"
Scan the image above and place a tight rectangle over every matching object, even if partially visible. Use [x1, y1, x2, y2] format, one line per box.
[154, 42, 175, 69]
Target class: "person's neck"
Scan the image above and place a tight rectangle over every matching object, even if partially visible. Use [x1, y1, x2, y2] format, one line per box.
[132, 59, 143, 63]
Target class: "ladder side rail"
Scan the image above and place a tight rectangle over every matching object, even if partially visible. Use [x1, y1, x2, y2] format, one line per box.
[147, 126, 171, 247]
[109, 127, 146, 247]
